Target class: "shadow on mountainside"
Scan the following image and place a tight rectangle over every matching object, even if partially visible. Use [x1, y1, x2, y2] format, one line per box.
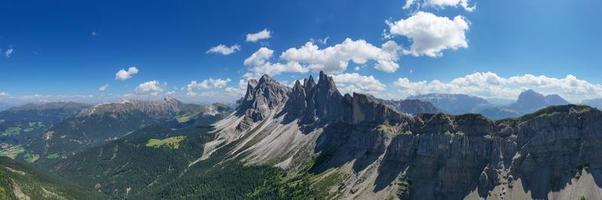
[309, 122, 388, 174]
[370, 105, 602, 200]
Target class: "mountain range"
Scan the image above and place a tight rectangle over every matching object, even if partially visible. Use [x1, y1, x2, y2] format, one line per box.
[0, 71, 601, 199]
[409, 89, 572, 120]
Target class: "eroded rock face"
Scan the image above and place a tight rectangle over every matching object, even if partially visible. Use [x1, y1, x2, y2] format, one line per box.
[236, 75, 291, 123]
[220, 71, 602, 200]
[352, 93, 407, 124]
[241, 71, 414, 126]
[371, 105, 602, 200]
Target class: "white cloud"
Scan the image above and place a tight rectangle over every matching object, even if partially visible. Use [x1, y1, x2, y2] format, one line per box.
[115, 67, 139, 81]
[332, 73, 386, 95]
[403, 0, 475, 12]
[206, 44, 241, 55]
[392, 72, 602, 102]
[0, 92, 7, 96]
[135, 80, 164, 96]
[225, 79, 247, 95]
[4, 48, 14, 58]
[186, 78, 232, 96]
[243, 39, 402, 78]
[402, 0, 415, 9]
[243, 47, 308, 78]
[91, 32, 97, 36]
[99, 84, 109, 92]
[246, 29, 271, 42]
[280, 38, 402, 73]
[387, 11, 469, 57]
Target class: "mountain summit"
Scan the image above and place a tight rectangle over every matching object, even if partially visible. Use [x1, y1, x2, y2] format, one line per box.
[510, 89, 569, 112]
[235, 71, 412, 129]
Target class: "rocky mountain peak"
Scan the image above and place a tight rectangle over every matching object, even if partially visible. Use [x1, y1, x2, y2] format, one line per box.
[516, 89, 545, 104]
[316, 71, 339, 94]
[511, 89, 569, 112]
[6, 102, 90, 112]
[292, 80, 303, 90]
[545, 94, 569, 105]
[303, 75, 316, 92]
[236, 74, 291, 122]
[239, 71, 414, 125]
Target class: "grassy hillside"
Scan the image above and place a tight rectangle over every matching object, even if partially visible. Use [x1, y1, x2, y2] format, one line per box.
[0, 156, 103, 200]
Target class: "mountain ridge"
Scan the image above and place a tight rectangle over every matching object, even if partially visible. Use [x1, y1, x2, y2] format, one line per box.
[200, 71, 602, 200]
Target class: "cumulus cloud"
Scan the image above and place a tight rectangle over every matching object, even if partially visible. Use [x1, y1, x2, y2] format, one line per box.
[281, 38, 402, 74]
[206, 44, 241, 55]
[243, 47, 308, 78]
[403, 0, 475, 12]
[224, 79, 248, 95]
[392, 72, 602, 102]
[332, 73, 386, 95]
[4, 48, 14, 58]
[99, 84, 109, 92]
[115, 67, 139, 81]
[135, 80, 164, 96]
[186, 78, 232, 96]
[243, 38, 402, 78]
[246, 29, 271, 42]
[387, 11, 469, 57]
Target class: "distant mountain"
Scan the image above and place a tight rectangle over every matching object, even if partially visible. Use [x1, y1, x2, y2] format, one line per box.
[476, 106, 521, 120]
[24, 98, 230, 166]
[508, 89, 570, 113]
[407, 90, 571, 120]
[0, 156, 102, 199]
[0, 102, 91, 163]
[0, 102, 90, 123]
[407, 93, 490, 114]
[583, 98, 602, 109]
[0, 103, 11, 112]
[380, 99, 440, 115]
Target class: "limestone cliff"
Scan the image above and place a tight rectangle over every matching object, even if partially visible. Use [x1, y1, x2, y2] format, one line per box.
[205, 72, 602, 200]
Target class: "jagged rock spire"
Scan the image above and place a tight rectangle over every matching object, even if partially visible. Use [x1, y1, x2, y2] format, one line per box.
[317, 71, 339, 93]
[237, 74, 291, 122]
[304, 75, 316, 92]
[237, 71, 409, 125]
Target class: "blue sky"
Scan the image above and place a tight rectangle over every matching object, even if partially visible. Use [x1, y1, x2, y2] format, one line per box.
[0, 0, 601, 104]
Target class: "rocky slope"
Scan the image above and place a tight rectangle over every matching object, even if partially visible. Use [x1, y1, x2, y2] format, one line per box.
[203, 71, 602, 200]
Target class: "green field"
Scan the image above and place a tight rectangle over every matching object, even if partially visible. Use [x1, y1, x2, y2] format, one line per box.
[1, 127, 21, 136]
[23, 153, 40, 163]
[46, 153, 60, 160]
[145, 136, 187, 149]
[0, 145, 25, 159]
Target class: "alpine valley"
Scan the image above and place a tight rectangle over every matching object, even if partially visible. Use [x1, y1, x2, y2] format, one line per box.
[1, 72, 602, 200]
